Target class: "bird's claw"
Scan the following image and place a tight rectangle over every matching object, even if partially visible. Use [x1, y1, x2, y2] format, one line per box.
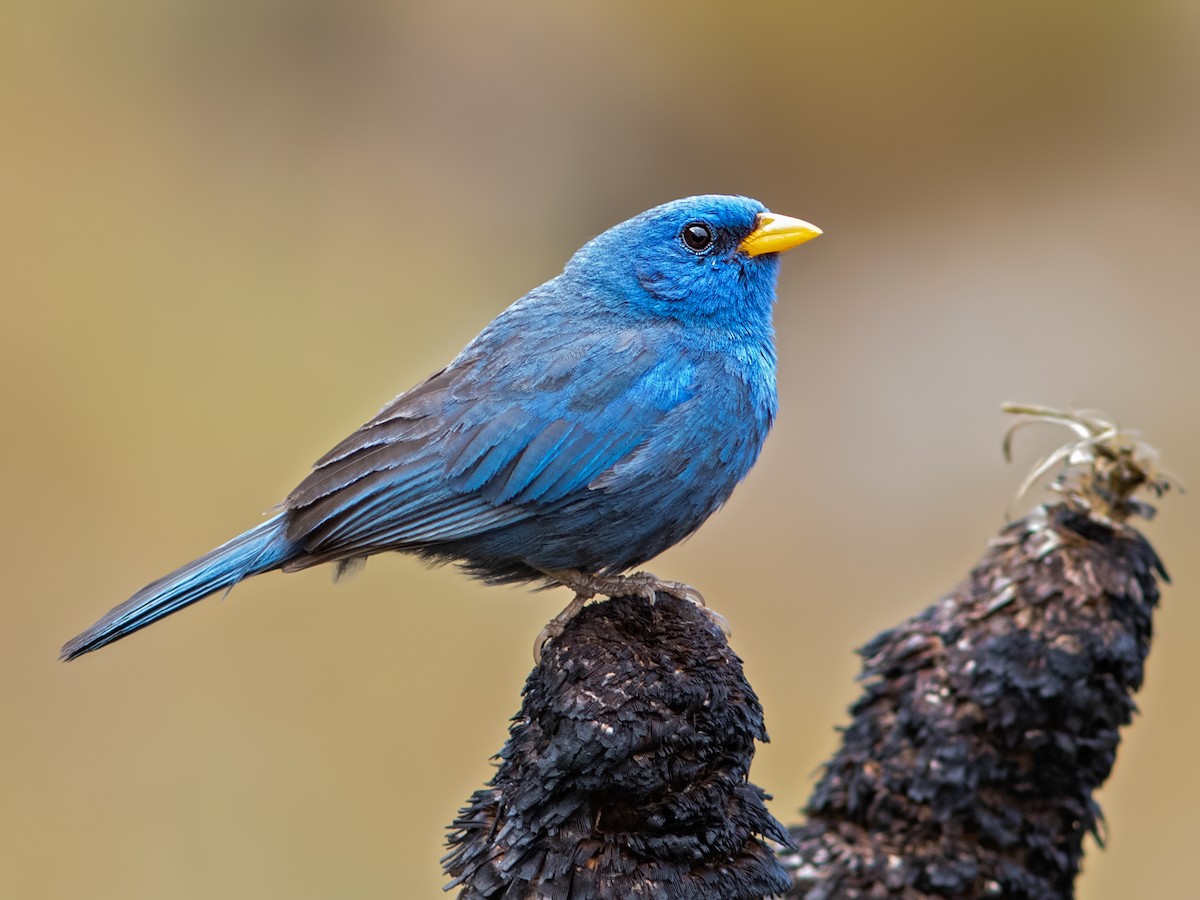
[533, 569, 729, 662]
[696, 604, 732, 638]
[533, 591, 589, 664]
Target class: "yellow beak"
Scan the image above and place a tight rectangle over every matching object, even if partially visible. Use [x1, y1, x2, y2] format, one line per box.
[737, 212, 822, 257]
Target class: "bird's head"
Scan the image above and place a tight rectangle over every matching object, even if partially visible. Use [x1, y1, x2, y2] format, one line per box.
[563, 195, 820, 330]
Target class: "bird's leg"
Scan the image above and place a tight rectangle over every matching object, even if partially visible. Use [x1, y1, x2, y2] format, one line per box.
[532, 592, 589, 663]
[533, 568, 731, 662]
[533, 571, 597, 663]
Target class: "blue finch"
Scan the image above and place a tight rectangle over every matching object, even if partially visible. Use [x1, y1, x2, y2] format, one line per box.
[62, 195, 820, 661]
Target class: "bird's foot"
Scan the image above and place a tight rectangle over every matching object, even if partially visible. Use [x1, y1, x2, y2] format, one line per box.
[533, 569, 730, 662]
[533, 591, 590, 664]
[597, 571, 732, 638]
[546, 568, 705, 605]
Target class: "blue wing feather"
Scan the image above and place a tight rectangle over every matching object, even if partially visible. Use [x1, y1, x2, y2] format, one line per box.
[282, 326, 694, 564]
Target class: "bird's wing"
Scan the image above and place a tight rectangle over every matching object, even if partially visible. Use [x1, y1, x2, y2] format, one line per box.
[283, 327, 696, 556]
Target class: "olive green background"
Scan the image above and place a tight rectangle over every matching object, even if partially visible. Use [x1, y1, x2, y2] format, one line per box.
[5, 2, 1198, 897]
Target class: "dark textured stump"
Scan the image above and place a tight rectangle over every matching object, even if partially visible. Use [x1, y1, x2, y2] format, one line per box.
[784, 409, 1171, 899]
[444, 593, 793, 899]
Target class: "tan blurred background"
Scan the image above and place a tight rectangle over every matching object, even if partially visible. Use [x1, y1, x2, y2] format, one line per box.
[4, 1, 1198, 897]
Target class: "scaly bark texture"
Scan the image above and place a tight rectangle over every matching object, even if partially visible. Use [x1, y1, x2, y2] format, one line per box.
[445, 593, 792, 899]
[784, 409, 1170, 899]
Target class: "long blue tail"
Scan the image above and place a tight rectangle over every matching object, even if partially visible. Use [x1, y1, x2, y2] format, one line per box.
[61, 514, 297, 660]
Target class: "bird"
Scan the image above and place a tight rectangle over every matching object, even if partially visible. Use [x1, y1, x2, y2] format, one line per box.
[61, 195, 820, 661]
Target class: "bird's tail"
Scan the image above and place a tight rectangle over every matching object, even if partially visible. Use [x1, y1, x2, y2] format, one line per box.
[61, 514, 297, 661]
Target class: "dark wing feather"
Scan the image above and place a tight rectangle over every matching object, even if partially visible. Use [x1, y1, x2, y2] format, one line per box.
[282, 327, 695, 562]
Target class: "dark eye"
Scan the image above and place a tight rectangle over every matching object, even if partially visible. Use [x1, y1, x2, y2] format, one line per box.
[681, 222, 714, 253]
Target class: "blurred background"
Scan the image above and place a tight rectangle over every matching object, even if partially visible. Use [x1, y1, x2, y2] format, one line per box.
[5, 1, 1198, 897]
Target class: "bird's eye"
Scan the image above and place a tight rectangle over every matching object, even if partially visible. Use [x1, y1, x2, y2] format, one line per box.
[681, 222, 714, 253]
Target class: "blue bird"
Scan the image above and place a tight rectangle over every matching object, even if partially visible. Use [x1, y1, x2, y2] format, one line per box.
[61, 195, 820, 661]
